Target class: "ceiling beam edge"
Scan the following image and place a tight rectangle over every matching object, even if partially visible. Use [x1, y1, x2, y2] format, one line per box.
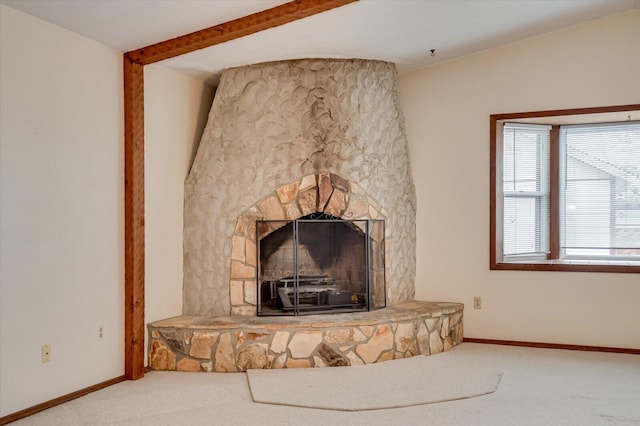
[125, 0, 358, 65]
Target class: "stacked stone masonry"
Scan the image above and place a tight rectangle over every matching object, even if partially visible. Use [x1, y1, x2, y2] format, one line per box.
[148, 301, 463, 372]
[229, 172, 390, 316]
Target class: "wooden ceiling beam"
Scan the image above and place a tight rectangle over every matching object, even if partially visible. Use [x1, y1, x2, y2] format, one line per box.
[125, 0, 357, 65]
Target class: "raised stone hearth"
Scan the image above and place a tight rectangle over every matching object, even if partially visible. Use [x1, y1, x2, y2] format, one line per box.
[148, 301, 463, 372]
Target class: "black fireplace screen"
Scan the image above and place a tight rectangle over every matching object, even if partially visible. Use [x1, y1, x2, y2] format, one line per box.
[256, 214, 385, 316]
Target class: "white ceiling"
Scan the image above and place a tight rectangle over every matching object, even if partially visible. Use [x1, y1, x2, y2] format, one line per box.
[2, 0, 638, 85]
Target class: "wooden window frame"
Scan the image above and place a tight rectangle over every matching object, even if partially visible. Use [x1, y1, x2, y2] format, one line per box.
[490, 104, 640, 274]
[123, 0, 358, 380]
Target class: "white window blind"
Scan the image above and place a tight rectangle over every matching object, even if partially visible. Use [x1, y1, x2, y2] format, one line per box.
[503, 123, 550, 258]
[560, 122, 640, 258]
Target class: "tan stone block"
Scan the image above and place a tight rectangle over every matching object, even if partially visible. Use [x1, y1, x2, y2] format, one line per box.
[394, 322, 415, 352]
[355, 325, 393, 364]
[230, 261, 255, 279]
[231, 235, 245, 261]
[214, 333, 236, 372]
[263, 322, 294, 331]
[285, 203, 302, 220]
[298, 188, 317, 216]
[299, 174, 316, 191]
[245, 239, 257, 266]
[406, 342, 418, 357]
[177, 357, 201, 372]
[277, 182, 299, 204]
[201, 361, 213, 372]
[429, 331, 444, 354]
[314, 356, 327, 367]
[286, 358, 311, 368]
[440, 316, 450, 339]
[236, 215, 257, 239]
[149, 340, 176, 371]
[247, 332, 270, 341]
[258, 195, 286, 220]
[371, 220, 384, 242]
[243, 216, 257, 241]
[324, 328, 354, 344]
[289, 330, 323, 358]
[368, 205, 379, 218]
[325, 190, 346, 217]
[318, 173, 333, 209]
[345, 351, 364, 366]
[330, 174, 350, 192]
[452, 322, 463, 344]
[417, 322, 430, 355]
[343, 194, 369, 219]
[244, 281, 257, 305]
[425, 317, 441, 332]
[443, 336, 454, 351]
[237, 344, 269, 370]
[300, 321, 334, 328]
[352, 328, 367, 342]
[190, 332, 217, 359]
[230, 280, 244, 305]
[360, 326, 374, 337]
[379, 351, 394, 362]
[451, 312, 463, 326]
[272, 353, 286, 369]
[270, 330, 290, 354]
[236, 331, 245, 347]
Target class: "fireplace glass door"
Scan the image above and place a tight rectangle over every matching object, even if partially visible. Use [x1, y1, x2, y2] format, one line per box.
[257, 215, 385, 316]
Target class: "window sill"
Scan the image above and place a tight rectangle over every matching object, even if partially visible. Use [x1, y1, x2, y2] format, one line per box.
[491, 259, 640, 273]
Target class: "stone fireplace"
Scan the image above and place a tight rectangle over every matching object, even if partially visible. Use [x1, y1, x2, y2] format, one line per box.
[183, 58, 416, 317]
[148, 59, 464, 372]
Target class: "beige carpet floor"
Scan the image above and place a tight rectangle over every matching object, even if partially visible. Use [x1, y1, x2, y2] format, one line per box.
[8, 343, 640, 426]
[247, 351, 502, 410]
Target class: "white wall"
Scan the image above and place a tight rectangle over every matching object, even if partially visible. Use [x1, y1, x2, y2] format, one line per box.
[0, 5, 124, 415]
[0, 5, 213, 416]
[399, 10, 640, 349]
[144, 64, 214, 356]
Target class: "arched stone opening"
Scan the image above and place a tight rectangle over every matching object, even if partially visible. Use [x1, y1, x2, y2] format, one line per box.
[229, 173, 389, 315]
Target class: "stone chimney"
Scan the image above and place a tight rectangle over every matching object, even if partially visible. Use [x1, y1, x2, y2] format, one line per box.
[183, 58, 416, 316]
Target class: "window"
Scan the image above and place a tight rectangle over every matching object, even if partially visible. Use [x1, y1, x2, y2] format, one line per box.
[502, 123, 550, 259]
[491, 105, 640, 272]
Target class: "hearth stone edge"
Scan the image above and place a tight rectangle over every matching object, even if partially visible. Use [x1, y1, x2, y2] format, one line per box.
[148, 301, 463, 372]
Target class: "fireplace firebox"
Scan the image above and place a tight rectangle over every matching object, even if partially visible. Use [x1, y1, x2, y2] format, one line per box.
[257, 214, 385, 316]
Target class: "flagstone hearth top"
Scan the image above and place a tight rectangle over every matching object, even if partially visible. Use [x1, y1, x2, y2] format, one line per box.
[148, 301, 464, 372]
[151, 301, 462, 330]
